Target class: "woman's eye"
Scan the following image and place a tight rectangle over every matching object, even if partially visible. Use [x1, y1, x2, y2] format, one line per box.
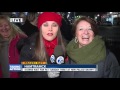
[88, 28, 92, 30]
[52, 24, 57, 27]
[43, 24, 48, 27]
[79, 28, 83, 30]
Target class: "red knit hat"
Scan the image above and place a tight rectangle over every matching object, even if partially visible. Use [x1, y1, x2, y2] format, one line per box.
[37, 12, 62, 29]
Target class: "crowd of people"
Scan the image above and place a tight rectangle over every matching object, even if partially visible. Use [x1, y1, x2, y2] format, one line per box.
[0, 12, 120, 78]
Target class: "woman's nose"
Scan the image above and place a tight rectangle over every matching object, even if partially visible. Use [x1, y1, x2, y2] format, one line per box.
[84, 29, 89, 34]
[48, 26, 52, 31]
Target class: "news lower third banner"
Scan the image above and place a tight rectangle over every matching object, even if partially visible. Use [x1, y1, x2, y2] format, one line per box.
[9, 64, 98, 72]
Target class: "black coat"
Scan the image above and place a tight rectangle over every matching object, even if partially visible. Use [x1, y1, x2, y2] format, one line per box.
[18, 33, 68, 78]
[60, 49, 120, 78]
[20, 20, 38, 37]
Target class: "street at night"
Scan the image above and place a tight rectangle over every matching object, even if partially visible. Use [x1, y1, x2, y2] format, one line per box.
[98, 26, 120, 64]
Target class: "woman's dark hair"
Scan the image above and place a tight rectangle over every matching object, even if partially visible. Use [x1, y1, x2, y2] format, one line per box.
[72, 16, 98, 37]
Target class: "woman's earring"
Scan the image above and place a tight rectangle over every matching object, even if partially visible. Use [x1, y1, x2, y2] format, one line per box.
[75, 37, 78, 43]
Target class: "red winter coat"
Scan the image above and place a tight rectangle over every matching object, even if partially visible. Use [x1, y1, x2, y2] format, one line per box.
[0, 35, 26, 78]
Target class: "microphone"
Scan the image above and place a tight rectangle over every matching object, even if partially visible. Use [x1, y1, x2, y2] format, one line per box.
[50, 45, 65, 64]
[47, 45, 64, 78]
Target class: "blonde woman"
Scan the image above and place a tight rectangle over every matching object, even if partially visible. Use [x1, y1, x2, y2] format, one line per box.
[0, 15, 27, 78]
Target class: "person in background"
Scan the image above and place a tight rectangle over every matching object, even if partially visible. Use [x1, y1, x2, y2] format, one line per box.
[20, 12, 38, 37]
[19, 12, 68, 78]
[16, 12, 27, 28]
[60, 16, 120, 78]
[0, 15, 27, 78]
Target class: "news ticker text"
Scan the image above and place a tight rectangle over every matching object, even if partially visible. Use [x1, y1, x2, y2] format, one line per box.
[9, 64, 98, 72]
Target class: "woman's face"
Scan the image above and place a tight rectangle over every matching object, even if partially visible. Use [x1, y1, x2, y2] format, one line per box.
[41, 21, 59, 41]
[76, 20, 94, 47]
[0, 19, 11, 40]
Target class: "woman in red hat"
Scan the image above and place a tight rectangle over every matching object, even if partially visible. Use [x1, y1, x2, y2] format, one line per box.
[19, 12, 68, 78]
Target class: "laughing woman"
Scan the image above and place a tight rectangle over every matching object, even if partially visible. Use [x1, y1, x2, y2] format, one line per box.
[60, 16, 120, 78]
[0, 15, 27, 78]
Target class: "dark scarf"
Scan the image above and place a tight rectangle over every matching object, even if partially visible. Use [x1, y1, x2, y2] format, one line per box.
[43, 37, 58, 57]
[66, 35, 106, 64]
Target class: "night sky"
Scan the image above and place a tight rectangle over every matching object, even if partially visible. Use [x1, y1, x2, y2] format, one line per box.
[76, 12, 107, 18]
